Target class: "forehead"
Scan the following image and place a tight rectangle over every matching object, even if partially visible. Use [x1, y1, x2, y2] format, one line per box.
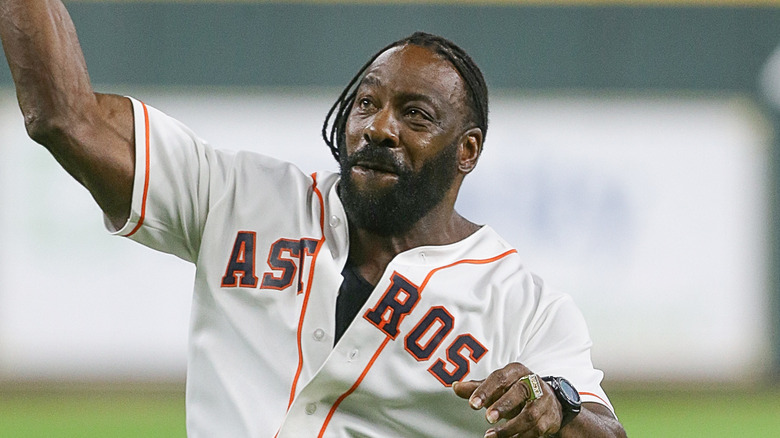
[359, 44, 467, 107]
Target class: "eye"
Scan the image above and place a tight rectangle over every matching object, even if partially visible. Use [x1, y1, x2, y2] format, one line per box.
[405, 107, 431, 122]
[357, 97, 375, 110]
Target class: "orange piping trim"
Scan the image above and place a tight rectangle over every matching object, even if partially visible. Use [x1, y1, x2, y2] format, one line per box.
[277, 173, 327, 437]
[318, 336, 392, 438]
[419, 249, 518, 291]
[126, 101, 150, 237]
[580, 391, 612, 408]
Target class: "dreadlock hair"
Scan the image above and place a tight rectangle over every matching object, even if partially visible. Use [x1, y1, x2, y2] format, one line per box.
[322, 32, 489, 162]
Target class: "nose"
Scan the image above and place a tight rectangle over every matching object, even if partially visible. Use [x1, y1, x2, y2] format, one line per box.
[364, 107, 399, 148]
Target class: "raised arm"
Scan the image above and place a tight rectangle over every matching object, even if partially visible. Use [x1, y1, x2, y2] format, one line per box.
[0, 0, 134, 228]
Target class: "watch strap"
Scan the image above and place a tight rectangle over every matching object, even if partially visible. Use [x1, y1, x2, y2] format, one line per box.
[542, 376, 582, 431]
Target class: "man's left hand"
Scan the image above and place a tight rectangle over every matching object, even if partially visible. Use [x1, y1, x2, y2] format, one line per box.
[452, 362, 563, 438]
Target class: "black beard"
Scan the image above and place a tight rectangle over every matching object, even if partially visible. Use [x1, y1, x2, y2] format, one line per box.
[338, 142, 459, 236]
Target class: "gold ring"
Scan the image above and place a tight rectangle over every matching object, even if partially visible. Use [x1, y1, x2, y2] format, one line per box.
[518, 373, 543, 401]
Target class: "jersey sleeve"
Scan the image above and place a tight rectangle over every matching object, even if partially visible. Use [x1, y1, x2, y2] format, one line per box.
[518, 285, 615, 414]
[108, 97, 228, 262]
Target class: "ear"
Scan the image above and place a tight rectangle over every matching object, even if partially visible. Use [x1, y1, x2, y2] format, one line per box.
[457, 127, 483, 174]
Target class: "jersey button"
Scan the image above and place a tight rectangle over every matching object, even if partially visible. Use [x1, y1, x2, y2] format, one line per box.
[312, 328, 325, 341]
[348, 349, 359, 362]
[329, 215, 341, 227]
[305, 402, 317, 415]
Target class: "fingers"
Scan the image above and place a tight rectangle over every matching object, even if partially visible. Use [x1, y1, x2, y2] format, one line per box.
[485, 396, 557, 438]
[467, 363, 533, 411]
[483, 378, 531, 424]
[452, 379, 482, 400]
[456, 363, 564, 438]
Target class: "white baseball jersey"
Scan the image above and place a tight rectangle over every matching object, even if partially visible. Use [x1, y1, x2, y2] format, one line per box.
[111, 97, 614, 437]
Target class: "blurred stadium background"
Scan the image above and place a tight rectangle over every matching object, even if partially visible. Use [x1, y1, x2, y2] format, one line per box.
[2, 0, 780, 436]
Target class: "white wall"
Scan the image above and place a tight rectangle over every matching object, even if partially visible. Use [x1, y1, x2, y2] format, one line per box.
[0, 88, 771, 382]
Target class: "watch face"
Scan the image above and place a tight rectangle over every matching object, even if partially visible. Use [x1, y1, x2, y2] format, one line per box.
[559, 379, 582, 404]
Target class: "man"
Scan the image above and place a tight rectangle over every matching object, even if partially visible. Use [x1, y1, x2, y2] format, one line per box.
[0, 1, 626, 437]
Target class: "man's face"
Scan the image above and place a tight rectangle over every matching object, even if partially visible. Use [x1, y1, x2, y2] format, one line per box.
[338, 44, 471, 235]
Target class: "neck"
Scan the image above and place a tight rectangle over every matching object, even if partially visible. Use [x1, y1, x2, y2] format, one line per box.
[347, 201, 479, 285]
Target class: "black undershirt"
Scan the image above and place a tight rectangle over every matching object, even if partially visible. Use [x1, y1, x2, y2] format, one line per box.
[334, 263, 375, 345]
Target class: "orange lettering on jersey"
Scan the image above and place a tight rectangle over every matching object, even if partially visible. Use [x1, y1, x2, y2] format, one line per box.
[221, 231, 259, 288]
[260, 238, 319, 294]
[363, 272, 420, 339]
[428, 333, 488, 387]
[363, 278, 490, 386]
[404, 306, 454, 361]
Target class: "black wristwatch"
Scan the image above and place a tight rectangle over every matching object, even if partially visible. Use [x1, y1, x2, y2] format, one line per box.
[542, 376, 582, 430]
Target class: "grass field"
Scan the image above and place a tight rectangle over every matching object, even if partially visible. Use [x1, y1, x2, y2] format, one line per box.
[1, 386, 779, 437]
[613, 388, 780, 437]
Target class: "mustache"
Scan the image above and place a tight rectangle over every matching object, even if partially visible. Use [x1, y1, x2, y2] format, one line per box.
[345, 145, 406, 174]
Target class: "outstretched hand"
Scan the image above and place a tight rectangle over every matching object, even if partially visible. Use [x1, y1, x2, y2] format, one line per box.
[453, 363, 563, 438]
